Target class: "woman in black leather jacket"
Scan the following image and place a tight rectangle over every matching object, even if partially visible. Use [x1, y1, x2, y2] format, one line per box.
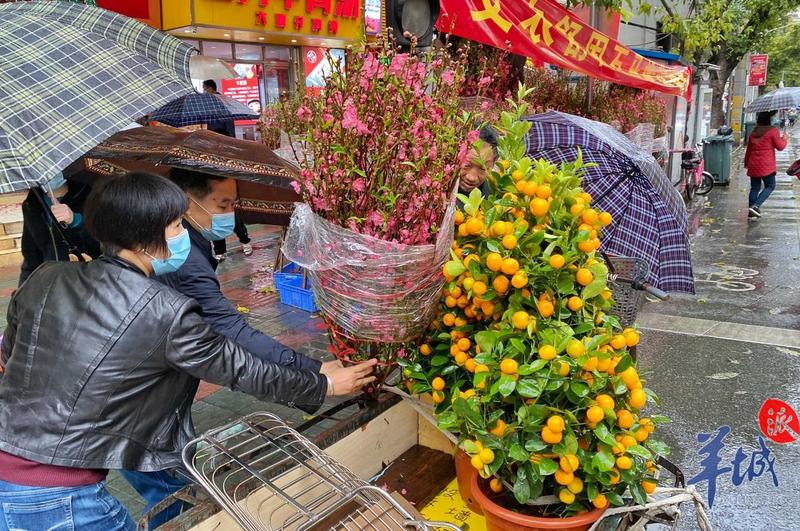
[0, 172, 375, 530]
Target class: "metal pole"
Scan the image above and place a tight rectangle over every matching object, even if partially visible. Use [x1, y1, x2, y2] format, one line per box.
[585, 2, 598, 112]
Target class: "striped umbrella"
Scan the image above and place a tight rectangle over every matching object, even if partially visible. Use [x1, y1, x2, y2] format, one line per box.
[147, 92, 259, 127]
[0, 1, 195, 194]
[525, 111, 694, 294]
[746, 87, 800, 113]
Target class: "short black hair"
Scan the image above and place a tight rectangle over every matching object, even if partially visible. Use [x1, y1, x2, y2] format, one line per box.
[202, 79, 217, 91]
[756, 111, 775, 126]
[479, 125, 499, 159]
[169, 168, 228, 200]
[84, 172, 188, 256]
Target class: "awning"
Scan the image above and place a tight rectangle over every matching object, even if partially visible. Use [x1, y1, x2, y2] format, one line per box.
[438, 0, 691, 100]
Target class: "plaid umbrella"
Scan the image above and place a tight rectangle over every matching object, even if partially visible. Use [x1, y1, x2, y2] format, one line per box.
[525, 111, 694, 294]
[746, 87, 800, 113]
[0, 1, 195, 194]
[147, 92, 259, 127]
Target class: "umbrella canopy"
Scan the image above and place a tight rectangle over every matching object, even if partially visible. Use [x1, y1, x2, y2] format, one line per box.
[525, 111, 694, 294]
[147, 92, 259, 127]
[85, 126, 300, 225]
[746, 87, 800, 113]
[0, 1, 195, 194]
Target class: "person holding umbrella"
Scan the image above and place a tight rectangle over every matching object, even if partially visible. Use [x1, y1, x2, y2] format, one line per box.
[18, 173, 101, 285]
[744, 111, 789, 218]
[0, 172, 376, 530]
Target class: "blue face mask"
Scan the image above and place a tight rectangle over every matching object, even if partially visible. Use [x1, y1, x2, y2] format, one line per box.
[190, 197, 236, 241]
[149, 230, 191, 276]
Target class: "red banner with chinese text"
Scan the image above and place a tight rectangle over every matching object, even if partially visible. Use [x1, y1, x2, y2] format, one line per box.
[437, 0, 691, 99]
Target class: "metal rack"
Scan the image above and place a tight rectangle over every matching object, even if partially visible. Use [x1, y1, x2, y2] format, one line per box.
[182, 412, 459, 531]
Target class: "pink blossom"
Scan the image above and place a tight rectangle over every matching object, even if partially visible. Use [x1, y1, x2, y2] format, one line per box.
[352, 179, 366, 192]
[367, 211, 384, 227]
[295, 106, 312, 121]
[466, 129, 480, 144]
[290, 181, 301, 194]
[478, 75, 492, 87]
[341, 103, 371, 135]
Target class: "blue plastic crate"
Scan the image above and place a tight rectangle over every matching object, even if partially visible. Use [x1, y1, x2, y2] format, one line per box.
[273, 262, 318, 312]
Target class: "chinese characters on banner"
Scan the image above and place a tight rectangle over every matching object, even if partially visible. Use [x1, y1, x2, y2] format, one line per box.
[748, 54, 769, 86]
[437, 0, 691, 99]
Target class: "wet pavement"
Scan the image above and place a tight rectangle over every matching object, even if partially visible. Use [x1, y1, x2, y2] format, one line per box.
[0, 132, 797, 528]
[635, 128, 800, 530]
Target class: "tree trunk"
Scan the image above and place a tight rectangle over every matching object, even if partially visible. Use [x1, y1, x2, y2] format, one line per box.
[710, 49, 731, 130]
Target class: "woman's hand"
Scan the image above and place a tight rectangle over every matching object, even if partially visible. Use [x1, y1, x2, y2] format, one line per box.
[49, 202, 74, 226]
[325, 358, 378, 396]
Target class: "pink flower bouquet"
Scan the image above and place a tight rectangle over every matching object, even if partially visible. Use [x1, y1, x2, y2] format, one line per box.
[268, 42, 477, 387]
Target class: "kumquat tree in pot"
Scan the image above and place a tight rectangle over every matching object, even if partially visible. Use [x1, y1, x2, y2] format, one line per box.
[401, 88, 671, 529]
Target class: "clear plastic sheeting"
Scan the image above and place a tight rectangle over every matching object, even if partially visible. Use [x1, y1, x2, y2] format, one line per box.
[282, 202, 456, 342]
[624, 123, 655, 153]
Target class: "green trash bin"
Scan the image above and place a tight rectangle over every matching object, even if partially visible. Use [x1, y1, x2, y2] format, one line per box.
[703, 134, 733, 185]
[744, 121, 756, 144]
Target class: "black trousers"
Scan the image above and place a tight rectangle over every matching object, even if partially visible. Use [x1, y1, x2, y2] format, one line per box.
[213, 219, 250, 255]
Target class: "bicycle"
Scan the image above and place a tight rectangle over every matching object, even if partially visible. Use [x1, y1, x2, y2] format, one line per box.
[670, 145, 714, 201]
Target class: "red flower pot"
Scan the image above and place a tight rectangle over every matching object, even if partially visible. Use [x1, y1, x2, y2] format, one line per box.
[471, 473, 607, 531]
[454, 449, 482, 515]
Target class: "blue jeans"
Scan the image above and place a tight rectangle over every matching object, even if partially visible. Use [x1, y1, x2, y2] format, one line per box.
[119, 470, 188, 528]
[749, 173, 776, 208]
[0, 479, 135, 531]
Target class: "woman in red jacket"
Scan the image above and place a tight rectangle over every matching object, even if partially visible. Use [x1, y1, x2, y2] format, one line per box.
[744, 111, 789, 218]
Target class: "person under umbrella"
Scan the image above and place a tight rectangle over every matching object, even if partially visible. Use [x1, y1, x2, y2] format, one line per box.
[18, 173, 101, 285]
[0, 172, 376, 530]
[744, 111, 789, 218]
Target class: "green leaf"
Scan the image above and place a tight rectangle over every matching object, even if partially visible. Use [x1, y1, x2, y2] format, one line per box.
[594, 424, 617, 446]
[516, 378, 542, 398]
[613, 379, 628, 395]
[592, 449, 615, 472]
[474, 353, 494, 365]
[486, 240, 501, 253]
[475, 331, 499, 354]
[513, 468, 531, 504]
[570, 381, 590, 398]
[563, 432, 579, 455]
[587, 483, 599, 502]
[442, 365, 459, 375]
[525, 438, 548, 452]
[509, 338, 526, 354]
[437, 411, 457, 431]
[573, 322, 593, 335]
[626, 444, 653, 459]
[606, 491, 624, 506]
[498, 374, 517, 397]
[509, 443, 529, 462]
[630, 482, 647, 505]
[430, 355, 449, 367]
[646, 439, 671, 456]
[463, 439, 479, 454]
[444, 260, 466, 278]
[537, 457, 559, 475]
[650, 415, 672, 424]
[615, 354, 633, 373]
[557, 273, 575, 293]
[454, 397, 483, 429]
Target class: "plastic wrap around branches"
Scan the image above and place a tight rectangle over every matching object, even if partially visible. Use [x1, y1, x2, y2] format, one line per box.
[283, 201, 456, 343]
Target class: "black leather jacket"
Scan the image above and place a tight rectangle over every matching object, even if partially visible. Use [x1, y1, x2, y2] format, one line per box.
[0, 256, 326, 472]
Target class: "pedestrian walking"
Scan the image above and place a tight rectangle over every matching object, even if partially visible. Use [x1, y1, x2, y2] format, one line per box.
[744, 111, 789, 218]
[0, 172, 376, 530]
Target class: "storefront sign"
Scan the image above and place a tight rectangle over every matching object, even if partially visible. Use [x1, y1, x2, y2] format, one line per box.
[96, 0, 161, 28]
[437, 0, 691, 99]
[364, 0, 381, 35]
[748, 54, 769, 86]
[304, 46, 345, 95]
[221, 63, 262, 125]
[166, 0, 362, 41]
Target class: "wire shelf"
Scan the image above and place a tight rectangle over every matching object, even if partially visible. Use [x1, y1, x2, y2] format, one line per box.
[182, 413, 458, 531]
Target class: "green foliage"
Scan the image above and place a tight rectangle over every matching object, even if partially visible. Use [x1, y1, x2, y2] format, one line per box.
[762, 22, 800, 88]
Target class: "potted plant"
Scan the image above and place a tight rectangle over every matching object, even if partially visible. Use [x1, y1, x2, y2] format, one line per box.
[266, 40, 480, 390]
[402, 88, 670, 530]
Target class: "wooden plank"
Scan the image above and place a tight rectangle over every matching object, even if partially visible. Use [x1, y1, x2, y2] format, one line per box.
[374, 445, 455, 508]
[418, 410, 455, 455]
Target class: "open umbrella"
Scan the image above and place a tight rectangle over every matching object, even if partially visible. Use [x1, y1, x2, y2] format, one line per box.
[147, 92, 259, 127]
[746, 87, 800, 113]
[0, 1, 195, 194]
[84, 126, 300, 225]
[525, 111, 694, 294]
